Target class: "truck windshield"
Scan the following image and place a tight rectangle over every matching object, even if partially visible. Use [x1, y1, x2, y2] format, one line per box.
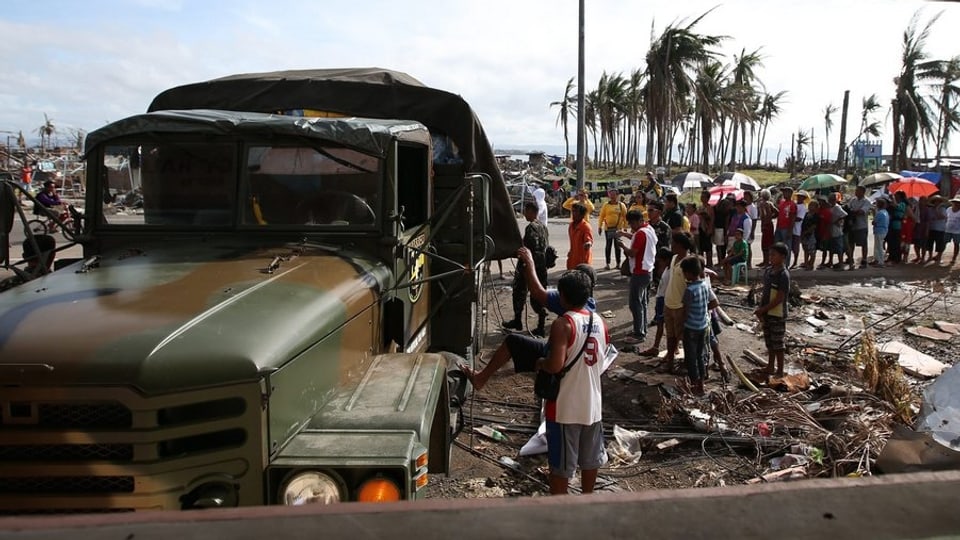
[241, 145, 381, 228]
[101, 142, 237, 227]
[99, 142, 382, 230]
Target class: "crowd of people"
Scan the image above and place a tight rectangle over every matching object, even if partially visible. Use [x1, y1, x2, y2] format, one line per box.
[463, 172, 811, 495]
[463, 171, 960, 496]
[468, 165, 960, 497]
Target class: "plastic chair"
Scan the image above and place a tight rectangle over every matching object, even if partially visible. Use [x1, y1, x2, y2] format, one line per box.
[731, 262, 748, 285]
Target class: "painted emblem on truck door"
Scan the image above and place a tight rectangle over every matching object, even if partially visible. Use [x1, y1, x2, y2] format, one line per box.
[406, 234, 427, 303]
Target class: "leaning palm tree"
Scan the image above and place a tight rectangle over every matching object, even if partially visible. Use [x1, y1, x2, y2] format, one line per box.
[550, 77, 576, 162]
[930, 56, 960, 167]
[643, 10, 725, 169]
[892, 10, 942, 170]
[755, 91, 787, 165]
[823, 103, 838, 165]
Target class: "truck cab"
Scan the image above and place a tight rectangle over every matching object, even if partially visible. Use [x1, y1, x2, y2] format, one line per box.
[0, 69, 520, 513]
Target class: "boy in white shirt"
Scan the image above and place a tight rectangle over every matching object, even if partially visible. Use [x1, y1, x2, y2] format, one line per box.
[541, 270, 610, 495]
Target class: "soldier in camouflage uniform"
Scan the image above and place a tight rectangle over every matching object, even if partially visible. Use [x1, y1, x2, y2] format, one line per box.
[504, 202, 550, 336]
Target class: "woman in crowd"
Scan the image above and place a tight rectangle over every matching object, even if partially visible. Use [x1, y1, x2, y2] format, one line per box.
[887, 190, 907, 264]
[911, 196, 930, 263]
[901, 197, 918, 263]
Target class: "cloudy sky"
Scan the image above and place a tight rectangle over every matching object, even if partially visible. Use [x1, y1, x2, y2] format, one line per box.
[2, 0, 959, 161]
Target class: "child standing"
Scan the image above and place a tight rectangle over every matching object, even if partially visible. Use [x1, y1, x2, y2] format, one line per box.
[680, 256, 715, 395]
[800, 199, 820, 270]
[541, 270, 610, 495]
[662, 232, 695, 374]
[755, 243, 791, 377]
[639, 248, 673, 357]
[871, 199, 889, 267]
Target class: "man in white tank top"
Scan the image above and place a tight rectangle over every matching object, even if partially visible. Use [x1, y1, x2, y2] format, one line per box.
[540, 270, 610, 495]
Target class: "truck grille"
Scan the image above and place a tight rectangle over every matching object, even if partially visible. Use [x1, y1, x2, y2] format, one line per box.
[0, 476, 134, 494]
[38, 403, 133, 429]
[0, 444, 133, 461]
[0, 385, 262, 513]
[0, 402, 132, 429]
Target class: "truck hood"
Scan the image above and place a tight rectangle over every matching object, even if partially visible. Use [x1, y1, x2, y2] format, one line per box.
[0, 241, 392, 393]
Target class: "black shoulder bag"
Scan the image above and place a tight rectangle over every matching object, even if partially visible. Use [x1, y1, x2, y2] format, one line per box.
[534, 313, 594, 401]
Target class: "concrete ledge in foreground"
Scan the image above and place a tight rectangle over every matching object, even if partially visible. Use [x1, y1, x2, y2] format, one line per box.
[1, 471, 959, 539]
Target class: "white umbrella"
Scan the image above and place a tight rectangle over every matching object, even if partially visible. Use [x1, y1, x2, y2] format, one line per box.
[716, 171, 760, 191]
[670, 171, 713, 191]
[860, 172, 903, 188]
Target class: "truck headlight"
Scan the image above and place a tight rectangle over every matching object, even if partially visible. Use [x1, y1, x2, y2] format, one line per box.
[280, 471, 344, 505]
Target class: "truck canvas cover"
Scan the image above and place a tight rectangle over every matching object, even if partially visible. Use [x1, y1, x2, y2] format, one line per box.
[84, 110, 433, 158]
[148, 68, 521, 258]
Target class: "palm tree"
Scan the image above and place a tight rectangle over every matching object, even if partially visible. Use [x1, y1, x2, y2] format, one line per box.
[596, 72, 627, 172]
[789, 128, 810, 174]
[643, 10, 724, 169]
[36, 113, 55, 153]
[859, 94, 882, 139]
[727, 47, 764, 169]
[583, 89, 599, 166]
[755, 91, 787, 165]
[550, 77, 576, 162]
[693, 60, 728, 172]
[823, 103, 838, 165]
[623, 69, 646, 169]
[930, 56, 960, 167]
[892, 10, 942, 170]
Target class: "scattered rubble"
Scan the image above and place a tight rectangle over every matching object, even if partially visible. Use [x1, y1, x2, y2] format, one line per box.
[878, 341, 946, 378]
[428, 266, 960, 499]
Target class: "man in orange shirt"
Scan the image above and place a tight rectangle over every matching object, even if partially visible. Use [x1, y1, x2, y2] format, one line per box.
[567, 203, 594, 269]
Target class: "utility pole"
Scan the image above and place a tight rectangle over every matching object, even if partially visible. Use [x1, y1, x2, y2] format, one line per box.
[575, 0, 586, 190]
[836, 90, 849, 171]
[891, 98, 901, 171]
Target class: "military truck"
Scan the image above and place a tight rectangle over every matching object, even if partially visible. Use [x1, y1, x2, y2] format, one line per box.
[0, 69, 520, 513]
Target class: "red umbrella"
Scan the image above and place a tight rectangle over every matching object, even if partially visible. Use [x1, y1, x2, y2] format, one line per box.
[707, 185, 744, 205]
[888, 178, 938, 199]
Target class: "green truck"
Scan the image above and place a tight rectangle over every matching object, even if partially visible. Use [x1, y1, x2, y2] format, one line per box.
[0, 69, 520, 513]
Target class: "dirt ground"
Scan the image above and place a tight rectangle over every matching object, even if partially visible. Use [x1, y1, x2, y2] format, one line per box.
[424, 219, 960, 499]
